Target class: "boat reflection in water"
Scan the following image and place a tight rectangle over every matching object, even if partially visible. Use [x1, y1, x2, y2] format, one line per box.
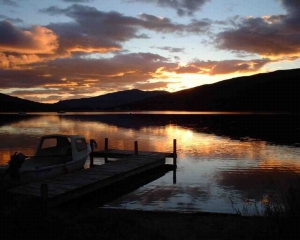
[0, 112, 300, 213]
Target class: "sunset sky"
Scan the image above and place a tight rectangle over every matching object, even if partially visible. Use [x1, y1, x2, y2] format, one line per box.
[0, 0, 300, 103]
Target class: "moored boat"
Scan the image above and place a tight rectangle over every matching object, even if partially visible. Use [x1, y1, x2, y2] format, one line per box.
[0, 134, 91, 186]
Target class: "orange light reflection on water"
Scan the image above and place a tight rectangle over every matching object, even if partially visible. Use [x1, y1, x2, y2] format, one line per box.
[1, 115, 300, 178]
[2, 114, 300, 213]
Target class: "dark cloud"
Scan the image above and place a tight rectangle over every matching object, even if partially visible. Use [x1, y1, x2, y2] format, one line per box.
[44, 53, 175, 87]
[281, 0, 300, 15]
[62, 0, 94, 2]
[127, 0, 210, 16]
[0, 0, 18, 7]
[216, 0, 300, 58]
[139, 13, 211, 33]
[38, 4, 211, 57]
[0, 20, 58, 54]
[0, 14, 23, 24]
[156, 46, 185, 53]
[0, 69, 62, 88]
[135, 33, 150, 39]
[42, 4, 211, 34]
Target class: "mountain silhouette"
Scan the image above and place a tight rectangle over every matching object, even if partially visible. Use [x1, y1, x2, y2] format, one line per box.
[54, 89, 169, 110]
[112, 68, 300, 112]
[1, 68, 300, 112]
[0, 93, 54, 112]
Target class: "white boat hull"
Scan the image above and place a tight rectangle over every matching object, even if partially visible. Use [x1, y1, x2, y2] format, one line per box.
[19, 156, 88, 184]
[0, 134, 92, 186]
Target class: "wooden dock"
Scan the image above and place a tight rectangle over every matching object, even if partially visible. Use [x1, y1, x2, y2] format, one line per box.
[8, 139, 177, 207]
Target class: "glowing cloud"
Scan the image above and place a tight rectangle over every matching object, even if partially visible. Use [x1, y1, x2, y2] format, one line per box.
[0, 21, 58, 54]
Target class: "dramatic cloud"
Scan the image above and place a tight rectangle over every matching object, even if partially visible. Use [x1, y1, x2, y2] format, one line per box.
[0, 21, 58, 54]
[216, 0, 300, 58]
[127, 0, 210, 16]
[156, 46, 185, 53]
[42, 4, 211, 34]
[38, 4, 211, 57]
[62, 0, 94, 2]
[174, 59, 271, 75]
[281, 0, 300, 15]
[1, 1, 292, 103]
[0, 0, 18, 7]
[0, 4, 212, 70]
[0, 53, 46, 69]
[0, 69, 62, 88]
[41, 52, 173, 79]
[0, 14, 23, 24]
[138, 13, 211, 33]
[0, 52, 177, 102]
[0, 3, 214, 100]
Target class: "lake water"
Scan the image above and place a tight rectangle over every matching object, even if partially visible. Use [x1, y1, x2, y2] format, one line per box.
[1, 112, 300, 214]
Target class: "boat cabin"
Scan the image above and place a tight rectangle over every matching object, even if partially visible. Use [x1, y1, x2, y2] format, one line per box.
[23, 135, 89, 169]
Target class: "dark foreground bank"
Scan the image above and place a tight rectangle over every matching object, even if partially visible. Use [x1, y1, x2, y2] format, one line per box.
[0, 203, 299, 240]
[1, 175, 300, 240]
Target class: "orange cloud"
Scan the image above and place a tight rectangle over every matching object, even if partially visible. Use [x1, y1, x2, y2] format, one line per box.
[216, 0, 300, 59]
[0, 21, 58, 54]
[0, 53, 44, 69]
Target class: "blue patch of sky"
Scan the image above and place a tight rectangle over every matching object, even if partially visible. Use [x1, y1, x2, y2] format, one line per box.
[199, 0, 285, 20]
[267, 59, 300, 72]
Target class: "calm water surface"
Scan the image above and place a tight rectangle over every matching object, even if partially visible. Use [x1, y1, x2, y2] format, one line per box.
[1, 112, 300, 213]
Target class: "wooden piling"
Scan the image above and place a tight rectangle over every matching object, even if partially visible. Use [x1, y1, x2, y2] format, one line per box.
[90, 139, 94, 167]
[173, 139, 177, 168]
[173, 168, 177, 184]
[104, 138, 108, 163]
[105, 138, 108, 150]
[134, 141, 138, 155]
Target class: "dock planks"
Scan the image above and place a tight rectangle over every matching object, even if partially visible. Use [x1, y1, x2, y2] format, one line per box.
[8, 150, 174, 207]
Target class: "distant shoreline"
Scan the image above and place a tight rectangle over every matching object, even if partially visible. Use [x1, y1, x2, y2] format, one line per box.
[0, 110, 295, 115]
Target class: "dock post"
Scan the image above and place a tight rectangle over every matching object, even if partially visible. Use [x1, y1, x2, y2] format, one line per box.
[134, 141, 138, 155]
[104, 138, 108, 163]
[173, 139, 177, 168]
[173, 168, 177, 184]
[90, 139, 94, 167]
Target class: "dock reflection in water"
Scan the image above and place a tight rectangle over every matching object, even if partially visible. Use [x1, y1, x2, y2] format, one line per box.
[0, 112, 300, 213]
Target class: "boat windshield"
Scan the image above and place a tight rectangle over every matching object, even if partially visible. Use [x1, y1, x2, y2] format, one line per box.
[36, 136, 71, 156]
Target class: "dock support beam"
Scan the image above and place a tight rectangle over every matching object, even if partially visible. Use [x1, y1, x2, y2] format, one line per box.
[173, 139, 177, 168]
[90, 139, 94, 167]
[105, 138, 108, 163]
[134, 141, 138, 155]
